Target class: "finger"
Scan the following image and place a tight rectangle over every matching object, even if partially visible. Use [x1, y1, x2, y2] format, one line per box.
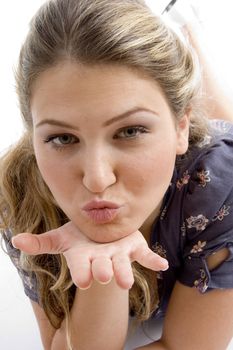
[65, 252, 93, 289]
[133, 246, 169, 271]
[12, 229, 66, 255]
[91, 257, 113, 284]
[112, 255, 134, 290]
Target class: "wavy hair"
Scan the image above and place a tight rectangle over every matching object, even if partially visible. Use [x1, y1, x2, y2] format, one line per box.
[0, 0, 208, 336]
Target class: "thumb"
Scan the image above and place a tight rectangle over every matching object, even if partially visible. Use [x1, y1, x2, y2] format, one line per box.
[12, 229, 66, 255]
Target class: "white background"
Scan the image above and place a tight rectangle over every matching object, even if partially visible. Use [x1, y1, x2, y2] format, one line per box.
[0, 1, 233, 349]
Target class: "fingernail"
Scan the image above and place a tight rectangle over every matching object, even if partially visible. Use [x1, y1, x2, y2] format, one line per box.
[161, 265, 169, 271]
[161, 260, 169, 271]
[98, 278, 112, 285]
[11, 237, 17, 249]
[78, 282, 93, 290]
[79, 286, 90, 290]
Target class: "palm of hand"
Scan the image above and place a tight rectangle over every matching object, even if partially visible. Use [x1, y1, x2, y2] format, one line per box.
[12, 221, 168, 289]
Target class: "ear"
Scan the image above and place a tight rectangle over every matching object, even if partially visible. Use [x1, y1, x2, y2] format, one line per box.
[176, 113, 190, 155]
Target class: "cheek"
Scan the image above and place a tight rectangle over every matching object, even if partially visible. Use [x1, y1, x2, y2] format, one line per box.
[43, 166, 70, 195]
[125, 148, 176, 191]
[120, 151, 175, 228]
[34, 146, 69, 195]
[35, 153, 52, 182]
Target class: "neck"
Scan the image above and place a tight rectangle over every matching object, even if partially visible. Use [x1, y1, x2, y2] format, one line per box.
[140, 205, 161, 245]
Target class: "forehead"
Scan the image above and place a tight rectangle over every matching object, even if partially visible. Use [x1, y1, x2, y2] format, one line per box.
[30, 61, 169, 121]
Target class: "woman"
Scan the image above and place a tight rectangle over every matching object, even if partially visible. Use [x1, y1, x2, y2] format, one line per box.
[1, 0, 233, 349]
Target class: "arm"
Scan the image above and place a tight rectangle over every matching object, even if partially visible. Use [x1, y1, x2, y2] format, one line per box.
[31, 301, 56, 350]
[33, 276, 233, 350]
[164, 1, 233, 122]
[135, 249, 233, 350]
[184, 23, 233, 123]
[136, 283, 233, 350]
[31, 281, 128, 350]
[51, 279, 129, 350]
[31, 280, 128, 350]
[13, 222, 168, 349]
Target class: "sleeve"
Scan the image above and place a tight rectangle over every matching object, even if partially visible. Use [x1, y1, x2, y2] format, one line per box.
[178, 133, 233, 293]
[3, 229, 39, 303]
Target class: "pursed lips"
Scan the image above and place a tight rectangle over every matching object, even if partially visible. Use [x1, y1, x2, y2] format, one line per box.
[82, 200, 121, 224]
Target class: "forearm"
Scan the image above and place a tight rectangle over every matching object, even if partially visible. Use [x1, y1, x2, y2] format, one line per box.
[51, 279, 129, 350]
[185, 24, 233, 122]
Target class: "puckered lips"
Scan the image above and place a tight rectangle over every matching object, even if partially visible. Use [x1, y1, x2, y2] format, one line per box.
[82, 200, 121, 224]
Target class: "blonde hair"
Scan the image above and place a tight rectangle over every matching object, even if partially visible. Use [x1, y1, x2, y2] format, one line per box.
[1, 0, 208, 334]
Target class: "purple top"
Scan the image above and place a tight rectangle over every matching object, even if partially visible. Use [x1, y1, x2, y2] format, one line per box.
[4, 119, 233, 318]
[152, 120, 233, 317]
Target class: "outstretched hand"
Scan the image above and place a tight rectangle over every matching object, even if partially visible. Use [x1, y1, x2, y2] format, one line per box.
[12, 222, 168, 290]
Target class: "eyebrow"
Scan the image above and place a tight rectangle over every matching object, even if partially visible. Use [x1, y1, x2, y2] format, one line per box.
[35, 107, 158, 129]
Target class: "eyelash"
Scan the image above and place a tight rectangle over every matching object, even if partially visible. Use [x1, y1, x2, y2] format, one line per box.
[44, 126, 149, 151]
[113, 126, 148, 139]
[44, 134, 79, 151]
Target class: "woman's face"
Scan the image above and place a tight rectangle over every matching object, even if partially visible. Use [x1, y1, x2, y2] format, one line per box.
[31, 62, 189, 243]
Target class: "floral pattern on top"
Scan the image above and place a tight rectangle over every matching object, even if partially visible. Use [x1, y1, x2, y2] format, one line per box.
[186, 214, 209, 231]
[151, 243, 167, 280]
[196, 170, 211, 188]
[152, 242, 167, 259]
[3, 231, 39, 302]
[194, 269, 209, 293]
[190, 240, 207, 254]
[212, 205, 231, 221]
[176, 170, 190, 190]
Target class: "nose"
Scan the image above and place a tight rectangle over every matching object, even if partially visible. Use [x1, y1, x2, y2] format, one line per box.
[82, 149, 117, 193]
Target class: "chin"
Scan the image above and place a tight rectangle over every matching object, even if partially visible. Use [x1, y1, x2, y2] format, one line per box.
[80, 221, 135, 244]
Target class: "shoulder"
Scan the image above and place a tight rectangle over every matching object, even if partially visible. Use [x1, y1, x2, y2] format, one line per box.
[173, 120, 233, 292]
[2, 229, 21, 266]
[178, 119, 233, 224]
[2, 229, 39, 303]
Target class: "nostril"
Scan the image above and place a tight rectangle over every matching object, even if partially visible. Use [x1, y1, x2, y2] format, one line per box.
[82, 169, 116, 193]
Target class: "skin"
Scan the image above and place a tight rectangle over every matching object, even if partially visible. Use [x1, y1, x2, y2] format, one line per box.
[12, 62, 233, 349]
[14, 62, 190, 289]
[31, 62, 189, 244]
